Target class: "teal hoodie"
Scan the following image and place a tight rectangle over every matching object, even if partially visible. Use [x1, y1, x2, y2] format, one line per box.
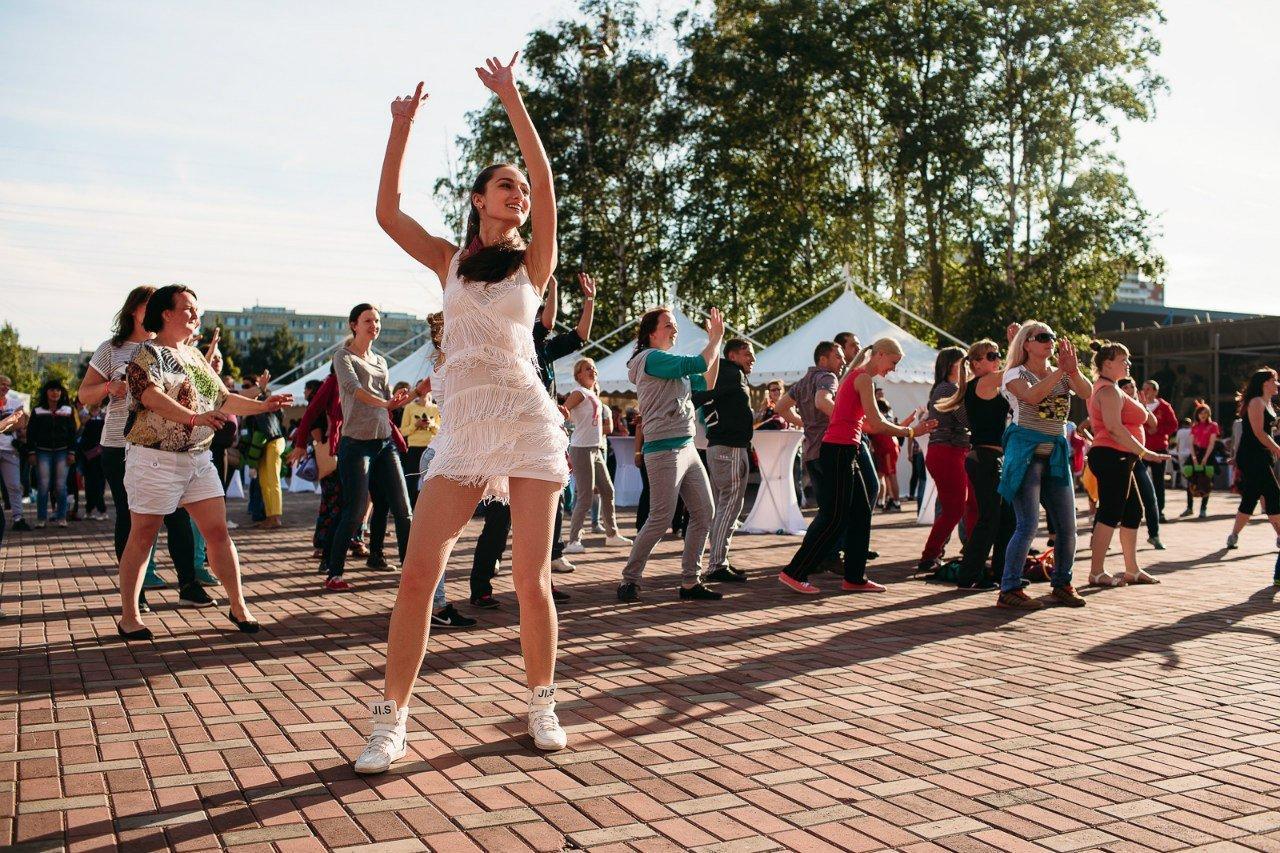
[998, 423, 1073, 503]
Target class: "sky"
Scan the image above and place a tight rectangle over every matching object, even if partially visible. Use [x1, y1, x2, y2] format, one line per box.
[1, 0, 1276, 354]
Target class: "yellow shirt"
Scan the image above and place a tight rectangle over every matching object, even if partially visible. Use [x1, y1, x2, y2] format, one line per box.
[400, 399, 440, 448]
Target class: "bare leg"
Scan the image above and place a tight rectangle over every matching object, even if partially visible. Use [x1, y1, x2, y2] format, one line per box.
[1089, 520, 1117, 582]
[185, 497, 250, 621]
[508, 477, 560, 688]
[1231, 512, 1250, 538]
[383, 477, 484, 707]
[118, 513, 164, 632]
[1117, 525, 1140, 577]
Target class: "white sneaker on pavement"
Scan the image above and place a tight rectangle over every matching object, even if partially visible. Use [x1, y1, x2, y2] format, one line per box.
[354, 703, 408, 774]
[550, 557, 575, 574]
[604, 534, 632, 547]
[528, 686, 568, 751]
[562, 540, 586, 555]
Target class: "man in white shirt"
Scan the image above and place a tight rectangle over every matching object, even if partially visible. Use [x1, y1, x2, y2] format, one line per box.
[0, 375, 29, 530]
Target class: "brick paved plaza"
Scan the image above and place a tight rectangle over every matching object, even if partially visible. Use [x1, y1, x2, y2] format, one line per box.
[3, 492, 1280, 853]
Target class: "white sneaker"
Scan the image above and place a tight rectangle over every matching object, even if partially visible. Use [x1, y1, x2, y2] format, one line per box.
[550, 557, 575, 574]
[226, 520, 239, 529]
[528, 686, 568, 751]
[34, 520, 46, 529]
[562, 540, 586, 555]
[56, 518, 68, 528]
[590, 523, 604, 533]
[353, 705, 408, 774]
[604, 534, 632, 547]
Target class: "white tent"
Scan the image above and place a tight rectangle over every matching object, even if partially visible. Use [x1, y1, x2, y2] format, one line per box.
[751, 289, 938, 417]
[553, 306, 709, 394]
[386, 340, 437, 388]
[276, 357, 334, 401]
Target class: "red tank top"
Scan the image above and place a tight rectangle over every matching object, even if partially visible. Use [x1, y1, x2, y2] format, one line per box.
[1088, 380, 1147, 452]
[823, 368, 869, 445]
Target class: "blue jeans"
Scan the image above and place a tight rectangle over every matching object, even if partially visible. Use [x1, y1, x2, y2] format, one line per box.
[325, 437, 411, 578]
[1000, 456, 1076, 592]
[35, 449, 69, 521]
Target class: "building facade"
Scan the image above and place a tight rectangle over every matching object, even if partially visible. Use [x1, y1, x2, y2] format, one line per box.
[202, 305, 425, 358]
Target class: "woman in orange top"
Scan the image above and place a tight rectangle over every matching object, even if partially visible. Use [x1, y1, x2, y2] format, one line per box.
[1085, 341, 1169, 587]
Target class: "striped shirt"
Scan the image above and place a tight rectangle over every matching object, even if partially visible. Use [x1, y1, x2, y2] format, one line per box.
[89, 339, 145, 449]
[1002, 365, 1072, 455]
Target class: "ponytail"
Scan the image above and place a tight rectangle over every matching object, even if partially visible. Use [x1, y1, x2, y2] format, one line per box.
[935, 339, 998, 413]
[848, 337, 903, 374]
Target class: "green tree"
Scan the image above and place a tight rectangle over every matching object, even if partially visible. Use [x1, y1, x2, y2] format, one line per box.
[243, 326, 307, 380]
[0, 323, 39, 395]
[201, 315, 243, 379]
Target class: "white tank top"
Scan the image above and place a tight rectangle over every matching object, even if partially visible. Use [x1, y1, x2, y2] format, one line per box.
[569, 385, 603, 448]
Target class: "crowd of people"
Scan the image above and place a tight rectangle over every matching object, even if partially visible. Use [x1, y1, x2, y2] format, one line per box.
[2, 56, 1277, 774]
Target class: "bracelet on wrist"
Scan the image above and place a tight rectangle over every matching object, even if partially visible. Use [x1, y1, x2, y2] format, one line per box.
[907, 427, 915, 440]
[189, 414, 197, 428]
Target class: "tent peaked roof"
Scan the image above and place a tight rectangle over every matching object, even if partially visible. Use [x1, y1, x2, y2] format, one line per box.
[554, 306, 708, 394]
[752, 289, 938, 385]
[386, 341, 437, 388]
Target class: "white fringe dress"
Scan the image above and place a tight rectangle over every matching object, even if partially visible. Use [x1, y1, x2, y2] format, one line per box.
[424, 251, 569, 504]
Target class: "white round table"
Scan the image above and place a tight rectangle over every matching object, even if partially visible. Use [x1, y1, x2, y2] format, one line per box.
[742, 430, 807, 535]
[608, 436, 642, 507]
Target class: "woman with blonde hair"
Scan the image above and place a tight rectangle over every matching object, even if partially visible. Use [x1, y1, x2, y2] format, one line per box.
[780, 338, 937, 595]
[564, 357, 629, 551]
[995, 321, 1092, 609]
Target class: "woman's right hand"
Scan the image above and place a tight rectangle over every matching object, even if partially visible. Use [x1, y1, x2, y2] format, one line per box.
[288, 446, 307, 466]
[107, 380, 127, 400]
[390, 81, 427, 122]
[387, 388, 411, 410]
[706, 306, 724, 343]
[1146, 451, 1171, 463]
[193, 411, 228, 429]
[913, 418, 940, 436]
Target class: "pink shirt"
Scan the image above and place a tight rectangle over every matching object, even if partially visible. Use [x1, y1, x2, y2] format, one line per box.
[1088, 381, 1147, 453]
[823, 369, 869, 445]
[1191, 420, 1219, 450]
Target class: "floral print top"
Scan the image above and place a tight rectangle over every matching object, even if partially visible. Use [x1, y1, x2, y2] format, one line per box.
[125, 342, 228, 452]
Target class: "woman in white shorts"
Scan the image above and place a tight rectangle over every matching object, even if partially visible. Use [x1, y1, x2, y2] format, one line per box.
[116, 284, 292, 641]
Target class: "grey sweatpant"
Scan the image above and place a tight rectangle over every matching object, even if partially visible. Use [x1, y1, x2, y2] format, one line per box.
[706, 444, 749, 572]
[621, 443, 712, 586]
[568, 445, 618, 541]
[0, 449, 24, 521]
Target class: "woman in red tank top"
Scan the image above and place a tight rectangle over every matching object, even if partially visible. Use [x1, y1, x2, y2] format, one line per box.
[780, 339, 938, 596]
[1085, 341, 1169, 588]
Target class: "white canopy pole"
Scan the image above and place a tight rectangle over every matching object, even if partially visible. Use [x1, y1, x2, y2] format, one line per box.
[841, 266, 968, 349]
[747, 281, 842, 338]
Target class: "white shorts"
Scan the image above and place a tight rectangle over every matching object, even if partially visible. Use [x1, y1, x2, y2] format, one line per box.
[124, 445, 224, 515]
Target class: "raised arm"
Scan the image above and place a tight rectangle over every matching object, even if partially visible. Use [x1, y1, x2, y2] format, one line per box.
[541, 275, 558, 330]
[376, 81, 458, 285]
[575, 272, 596, 340]
[700, 308, 725, 390]
[476, 54, 556, 291]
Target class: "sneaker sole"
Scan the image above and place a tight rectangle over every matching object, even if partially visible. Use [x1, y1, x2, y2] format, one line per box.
[531, 736, 568, 751]
[353, 746, 407, 775]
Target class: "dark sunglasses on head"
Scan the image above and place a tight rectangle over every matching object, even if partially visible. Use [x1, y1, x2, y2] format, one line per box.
[971, 351, 1000, 362]
[1031, 332, 1057, 344]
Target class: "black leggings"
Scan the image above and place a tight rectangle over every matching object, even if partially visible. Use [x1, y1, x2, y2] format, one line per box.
[785, 442, 872, 583]
[1237, 456, 1280, 516]
[959, 447, 1014, 583]
[1087, 446, 1142, 529]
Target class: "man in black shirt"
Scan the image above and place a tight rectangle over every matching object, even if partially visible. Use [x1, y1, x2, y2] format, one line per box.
[693, 339, 755, 583]
[469, 274, 595, 607]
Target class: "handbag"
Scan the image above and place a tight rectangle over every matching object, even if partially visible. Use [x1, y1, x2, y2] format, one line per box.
[313, 440, 337, 480]
[295, 447, 319, 482]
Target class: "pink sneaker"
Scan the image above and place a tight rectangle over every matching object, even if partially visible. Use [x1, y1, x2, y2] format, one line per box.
[841, 579, 886, 593]
[324, 577, 353, 592]
[778, 572, 820, 595]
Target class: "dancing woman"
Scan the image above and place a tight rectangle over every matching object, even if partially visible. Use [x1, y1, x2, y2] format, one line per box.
[114, 285, 292, 639]
[935, 339, 1011, 589]
[1225, 368, 1280, 555]
[360, 55, 570, 772]
[995, 322, 1092, 610]
[617, 306, 726, 603]
[1085, 342, 1169, 587]
[918, 347, 970, 572]
[564, 356, 629, 550]
[779, 339, 937, 595]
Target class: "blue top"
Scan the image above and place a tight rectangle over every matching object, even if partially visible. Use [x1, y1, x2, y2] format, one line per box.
[998, 422, 1072, 503]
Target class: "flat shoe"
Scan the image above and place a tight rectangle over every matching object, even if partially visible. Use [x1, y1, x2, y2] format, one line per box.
[1087, 574, 1125, 588]
[1123, 572, 1160, 585]
[227, 609, 261, 633]
[116, 622, 153, 641]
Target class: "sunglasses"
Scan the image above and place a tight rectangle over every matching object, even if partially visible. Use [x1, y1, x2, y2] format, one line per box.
[1031, 332, 1057, 344]
[971, 352, 1001, 362]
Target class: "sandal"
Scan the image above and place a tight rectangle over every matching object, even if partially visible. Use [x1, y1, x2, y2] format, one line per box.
[1087, 573, 1125, 588]
[1123, 571, 1160, 585]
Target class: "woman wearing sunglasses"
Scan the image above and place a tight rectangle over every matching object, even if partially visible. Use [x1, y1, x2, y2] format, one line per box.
[996, 323, 1093, 609]
[935, 339, 1010, 588]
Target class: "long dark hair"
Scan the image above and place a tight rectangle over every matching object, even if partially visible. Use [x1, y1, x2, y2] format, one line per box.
[142, 284, 196, 334]
[456, 164, 527, 284]
[111, 285, 156, 346]
[930, 346, 965, 395]
[37, 379, 67, 410]
[1237, 367, 1278, 416]
[631, 307, 672, 360]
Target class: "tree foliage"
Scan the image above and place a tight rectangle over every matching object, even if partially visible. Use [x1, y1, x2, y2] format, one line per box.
[446, 0, 1165, 348]
[241, 326, 307, 380]
[0, 323, 39, 395]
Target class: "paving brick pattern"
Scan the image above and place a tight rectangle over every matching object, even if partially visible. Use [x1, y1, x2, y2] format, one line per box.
[3, 491, 1279, 852]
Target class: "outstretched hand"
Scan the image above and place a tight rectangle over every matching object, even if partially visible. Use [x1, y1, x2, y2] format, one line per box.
[476, 53, 520, 98]
[578, 272, 596, 299]
[390, 82, 428, 122]
[706, 307, 725, 343]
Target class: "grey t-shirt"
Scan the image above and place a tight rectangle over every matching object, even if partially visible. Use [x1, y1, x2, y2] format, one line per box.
[789, 365, 839, 463]
[333, 347, 391, 441]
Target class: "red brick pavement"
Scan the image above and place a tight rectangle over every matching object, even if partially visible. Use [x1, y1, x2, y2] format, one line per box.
[2, 491, 1280, 852]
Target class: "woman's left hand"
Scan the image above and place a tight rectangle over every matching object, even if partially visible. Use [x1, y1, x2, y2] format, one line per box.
[1057, 339, 1078, 373]
[476, 52, 520, 98]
